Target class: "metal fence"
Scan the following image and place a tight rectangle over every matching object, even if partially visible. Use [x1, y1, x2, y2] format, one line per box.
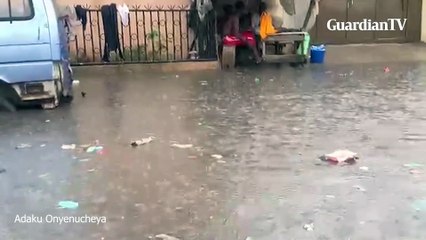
[69, 5, 217, 65]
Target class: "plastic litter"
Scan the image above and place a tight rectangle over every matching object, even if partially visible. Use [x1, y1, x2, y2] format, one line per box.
[200, 81, 208, 86]
[155, 234, 181, 240]
[40, 144, 46, 148]
[86, 146, 103, 153]
[45, 119, 51, 123]
[72, 80, 80, 86]
[320, 150, 358, 164]
[412, 199, 426, 211]
[359, 166, 369, 171]
[58, 201, 79, 209]
[384, 67, 390, 73]
[15, 144, 32, 149]
[171, 144, 193, 149]
[255, 77, 260, 84]
[211, 154, 223, 160]
[303, 223, 314, 231]
[403, 163, 423, 168]
[353, 185, 366, 192]
[61, 144, 76, 150]
[131, 137, 154, 147]
[410, 169, 422, 175]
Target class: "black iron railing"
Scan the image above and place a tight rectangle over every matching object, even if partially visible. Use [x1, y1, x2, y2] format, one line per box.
[69, 5, 217, 65]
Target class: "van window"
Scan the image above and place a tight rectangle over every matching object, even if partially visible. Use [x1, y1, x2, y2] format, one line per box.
[0, 0, 34, 21]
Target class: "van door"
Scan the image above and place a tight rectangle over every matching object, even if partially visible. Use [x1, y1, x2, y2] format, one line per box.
[0, 0, 51, 65]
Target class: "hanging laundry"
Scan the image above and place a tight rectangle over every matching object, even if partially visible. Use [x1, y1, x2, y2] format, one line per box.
[101, 4, 124, 62]
[54, 3, 80, 40]
[117, 4, 130, 26]
[314, 0, 320, 16]
[75, 5, 88, 31]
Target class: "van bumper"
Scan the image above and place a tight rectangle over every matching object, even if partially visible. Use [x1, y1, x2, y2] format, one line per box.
[11, 81, 57, 102]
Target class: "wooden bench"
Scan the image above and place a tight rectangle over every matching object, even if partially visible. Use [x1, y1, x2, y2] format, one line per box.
[261, 32, 307, 65]
[221, 45, 236, 69]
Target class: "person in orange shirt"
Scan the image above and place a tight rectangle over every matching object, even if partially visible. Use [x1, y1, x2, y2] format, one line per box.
[259, 2, 286, 40]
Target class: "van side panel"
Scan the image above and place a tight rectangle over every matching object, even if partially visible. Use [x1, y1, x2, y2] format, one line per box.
[0, 0, 53, 84]
[42, 0, 61, 61]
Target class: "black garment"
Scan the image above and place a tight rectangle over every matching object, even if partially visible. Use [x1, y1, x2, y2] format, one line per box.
[101, 4, 124, 62]
[239, 13, 251, 32]
[75, 5, 87, 31]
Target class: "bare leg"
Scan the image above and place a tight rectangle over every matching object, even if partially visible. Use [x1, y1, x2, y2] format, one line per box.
[237, 37, 262, 63]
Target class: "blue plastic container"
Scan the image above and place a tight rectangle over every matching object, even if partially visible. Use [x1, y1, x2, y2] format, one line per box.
[310, 45, 326, 64]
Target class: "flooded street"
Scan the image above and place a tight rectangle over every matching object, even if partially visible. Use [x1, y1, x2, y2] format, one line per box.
[2, 61, 426, 239]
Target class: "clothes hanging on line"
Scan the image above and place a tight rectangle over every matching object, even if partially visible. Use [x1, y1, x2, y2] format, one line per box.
[117, 4, 130, 26]
[101, 4, 124, 62]
[75, 5, 88, 31]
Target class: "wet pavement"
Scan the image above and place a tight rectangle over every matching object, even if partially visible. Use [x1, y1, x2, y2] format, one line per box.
[2, 59, 426, 239]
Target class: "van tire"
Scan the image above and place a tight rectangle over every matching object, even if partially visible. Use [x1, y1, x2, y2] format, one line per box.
[0, 98, 16, 112]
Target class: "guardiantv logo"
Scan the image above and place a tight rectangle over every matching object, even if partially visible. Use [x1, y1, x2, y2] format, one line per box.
[327, 18, 407, 31]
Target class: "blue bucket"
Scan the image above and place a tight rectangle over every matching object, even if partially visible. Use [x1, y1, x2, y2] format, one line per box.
[310, 45, 326, 64]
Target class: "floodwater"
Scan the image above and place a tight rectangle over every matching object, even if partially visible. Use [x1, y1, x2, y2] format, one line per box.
[2, 62, 426, 239]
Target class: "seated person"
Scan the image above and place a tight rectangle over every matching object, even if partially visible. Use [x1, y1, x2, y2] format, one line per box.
[222, 3, 262, 64]
[259, 2, 303, 40]
[259, 2, 286, 40]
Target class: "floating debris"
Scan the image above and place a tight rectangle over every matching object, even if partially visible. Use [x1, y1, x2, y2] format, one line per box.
[320, 150, 358, 164]
[40, 144, 46, 148]
[45, 119, 51, 123]
[61, 144, 76, 150]
[171, 144, 193, 149]
[79, 158, 91, 162]
[303, 223, 314, 231]
[15, 144, 32, 149]
[57, 201, 79, 209]
[211, 154, 223, 160]
[131, 137, 154, 147]
[72, 80, 80, 86]
[403, 163, 424, 168]
[384, 67, 390, 73]
[0, 168, 6, 174]
[359, 166, 369, 171]
[86, 146, 103, 153]
[155, 234, 181, 240]
[412, 199, 426, 211]
[255, 77, 260, 84]
[353, 185, 366, 192]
